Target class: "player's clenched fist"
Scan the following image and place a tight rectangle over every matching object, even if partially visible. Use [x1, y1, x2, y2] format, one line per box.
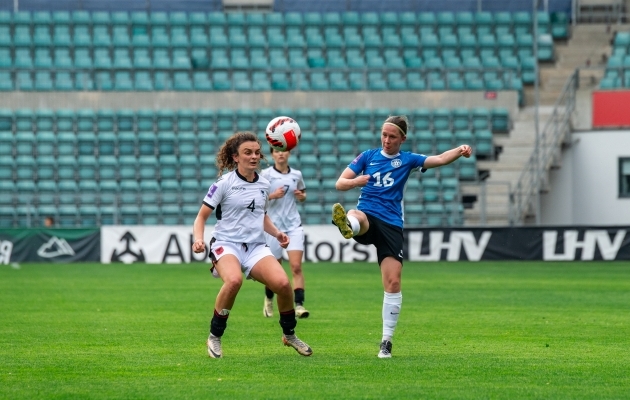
[459, 145, 473, 158]
[276, 232, 290, 248]
[353, 174, 371, 188]
[192, 239, 206, 253]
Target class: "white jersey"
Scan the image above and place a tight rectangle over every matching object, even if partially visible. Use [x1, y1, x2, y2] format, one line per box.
[260, 166, 305, 232]
[203, 170, 270, 244]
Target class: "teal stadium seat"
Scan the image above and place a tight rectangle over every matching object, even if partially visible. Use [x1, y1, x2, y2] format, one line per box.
[16, 180, 36, 208]
[458, 156, 478, 180]
[79, 205, 98, 227]
[35, 131, 55, 157]
[474, 130, 493, 157]
[99, 180, 119, 207]
[36, 156, 55, 181]
[551, 12, 569, 39]
[0, 110, 11, 134]
[77, 180, 99, 206]
[117, 131, 136, 157]
[15, 131, 35, 157]
[98, 155, 117, 180]
[491, 108, 510, 132]
[58, 182, 78, 207]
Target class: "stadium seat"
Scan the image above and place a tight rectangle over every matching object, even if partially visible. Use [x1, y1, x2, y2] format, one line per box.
[97, 180, 118, 207]
[15, 131, 35, 157]
[474, 130, 494, 157]
[77, 205, 98, 227]
[36, 156, 55, 182]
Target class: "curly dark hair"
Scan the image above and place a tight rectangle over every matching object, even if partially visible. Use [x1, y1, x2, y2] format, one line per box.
[215, 131, 266, 176]
[383, 115, 409, 137]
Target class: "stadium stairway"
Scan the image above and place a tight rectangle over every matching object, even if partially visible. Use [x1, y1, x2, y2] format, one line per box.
[462, 107, 552, 225]
[532, 24, 611, 105]
[462, 23, 615, 226]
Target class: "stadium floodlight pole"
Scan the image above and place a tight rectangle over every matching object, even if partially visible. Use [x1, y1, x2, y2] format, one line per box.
[533, 0, 542, 226]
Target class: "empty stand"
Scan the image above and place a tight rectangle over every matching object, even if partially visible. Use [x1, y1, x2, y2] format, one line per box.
[0, 107, 510, 227]
[0, 10, 567, 98]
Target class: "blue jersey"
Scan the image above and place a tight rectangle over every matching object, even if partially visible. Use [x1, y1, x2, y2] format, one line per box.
[347, 149, 427, 228]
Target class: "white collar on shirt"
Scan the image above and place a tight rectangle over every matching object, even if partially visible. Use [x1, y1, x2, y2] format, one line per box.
[380, 149, 400, 159]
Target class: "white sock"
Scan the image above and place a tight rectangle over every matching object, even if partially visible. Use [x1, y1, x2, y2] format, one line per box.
[382, 291, 402, 342]
[347, 215, 360, 236]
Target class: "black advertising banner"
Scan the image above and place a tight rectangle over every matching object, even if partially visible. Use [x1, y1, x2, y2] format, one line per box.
[4, 226, 627, 264]
[403, 226, 630, 261]
[0, 228, 100, 264]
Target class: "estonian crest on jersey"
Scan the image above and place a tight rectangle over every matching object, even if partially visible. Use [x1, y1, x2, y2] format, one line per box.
[391, 159, 402, 168]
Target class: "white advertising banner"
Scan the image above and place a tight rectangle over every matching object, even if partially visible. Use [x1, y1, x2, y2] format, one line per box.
[100, 225, 377, 264]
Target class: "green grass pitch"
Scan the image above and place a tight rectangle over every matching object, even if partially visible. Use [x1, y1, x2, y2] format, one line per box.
[1, 261, 630, 399]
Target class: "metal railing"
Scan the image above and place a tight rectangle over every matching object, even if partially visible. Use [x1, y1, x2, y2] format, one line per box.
[508, 68, 578, 225]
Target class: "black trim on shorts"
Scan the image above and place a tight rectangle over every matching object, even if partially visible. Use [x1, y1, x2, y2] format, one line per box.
[208, 237, 217, 263]
[353, 212, 404, 266]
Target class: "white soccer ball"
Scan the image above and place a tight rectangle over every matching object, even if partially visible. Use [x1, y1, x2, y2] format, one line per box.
[265, 116, 301, 152]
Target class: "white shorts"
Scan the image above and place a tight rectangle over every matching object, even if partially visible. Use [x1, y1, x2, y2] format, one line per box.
[264, 227, 305, 259]
[209, 240, 274, 279]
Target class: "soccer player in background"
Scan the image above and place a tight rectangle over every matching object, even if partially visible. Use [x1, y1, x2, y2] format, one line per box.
[261, 147, 310, 319]
[192, 132, 312, 359]
[331, 115, 472, 358]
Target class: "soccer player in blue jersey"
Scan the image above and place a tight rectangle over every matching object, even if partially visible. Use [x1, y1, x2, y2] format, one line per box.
[331, 115, 472, 358]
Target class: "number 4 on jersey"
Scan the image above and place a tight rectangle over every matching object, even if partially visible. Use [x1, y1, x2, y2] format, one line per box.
[247, 199, 255, 212]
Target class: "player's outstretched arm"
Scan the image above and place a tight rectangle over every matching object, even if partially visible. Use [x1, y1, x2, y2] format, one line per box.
[423, 145, 473, 169]
[335, 167, 370, 191]
[192, 204, 213, 253]
[263, 214, 290, 248]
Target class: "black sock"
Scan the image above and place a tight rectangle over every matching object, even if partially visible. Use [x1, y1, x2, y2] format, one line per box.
[265, 286, 274, 299]
[279, 309, 297, 336]
[210, 309, 229, 337]
[294, 288, 305, 306]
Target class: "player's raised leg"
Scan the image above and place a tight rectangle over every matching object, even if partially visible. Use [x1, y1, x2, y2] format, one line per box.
[332, 204, 367, 239]
[250, 256, 313, 356]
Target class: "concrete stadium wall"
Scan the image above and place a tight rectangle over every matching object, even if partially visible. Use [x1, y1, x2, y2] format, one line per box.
[0, 90, 519, 116]
[274, 0, 572, 13]
[541, 130, 630, 225]
[2, 0, 572, 13]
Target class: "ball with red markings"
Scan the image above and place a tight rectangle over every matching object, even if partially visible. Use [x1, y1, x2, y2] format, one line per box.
[265, 116, 301, 152]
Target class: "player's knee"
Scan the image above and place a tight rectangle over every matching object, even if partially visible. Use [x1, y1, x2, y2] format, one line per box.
[273, 277, 292, 296]
[290, 262, 302, 275]
[387, 281, 401, 293]
[383, 275, 401, 292]
[223, 275, 243, 291]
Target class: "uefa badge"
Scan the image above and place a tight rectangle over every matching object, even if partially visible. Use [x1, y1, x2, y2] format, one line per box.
[391, 159, 402, 168]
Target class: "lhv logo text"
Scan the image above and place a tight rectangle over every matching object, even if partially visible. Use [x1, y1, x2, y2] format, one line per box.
[408, 231, 492, 261]
[543, 230, 626, 261]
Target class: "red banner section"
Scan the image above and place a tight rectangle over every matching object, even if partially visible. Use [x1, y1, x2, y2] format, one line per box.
[593, 91, 630, 128]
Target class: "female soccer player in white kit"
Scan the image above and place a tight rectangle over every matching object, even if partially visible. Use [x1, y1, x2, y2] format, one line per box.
[192, 132, 312, 359]
[261, 147, 309, 319]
